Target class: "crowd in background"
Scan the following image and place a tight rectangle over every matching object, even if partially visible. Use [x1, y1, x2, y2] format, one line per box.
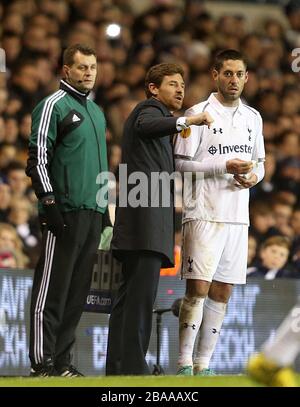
[0, 0, 299, 277]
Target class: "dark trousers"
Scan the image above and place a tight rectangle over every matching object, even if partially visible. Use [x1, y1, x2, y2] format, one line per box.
[106, 250, 163, 375]
[29, 210, 102, 369]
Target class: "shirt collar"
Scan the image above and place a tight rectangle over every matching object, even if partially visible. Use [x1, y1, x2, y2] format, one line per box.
[208, 93, 244, 117]
[60, 79, 89, 105]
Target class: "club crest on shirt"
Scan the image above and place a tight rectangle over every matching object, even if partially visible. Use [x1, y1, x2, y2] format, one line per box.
[248, 128, 252, 141]
[180, 127, 191, 138]
[187, 256, 193, 272]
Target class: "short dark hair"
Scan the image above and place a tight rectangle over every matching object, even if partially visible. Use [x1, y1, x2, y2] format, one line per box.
[63, 44, 96, 66]
[261, 236, 291, 251]
[214, 49, 247, 72]
[144, 63, 184, 98]
[5, 160, 26, 173]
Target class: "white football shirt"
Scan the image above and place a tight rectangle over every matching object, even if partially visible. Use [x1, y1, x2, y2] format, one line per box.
[174, 93, 265, 225]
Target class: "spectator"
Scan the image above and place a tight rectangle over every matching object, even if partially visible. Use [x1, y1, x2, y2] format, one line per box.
[291, 207, 300, 237]
[247, 236, 296, 279]
[0, 222, 28, 268]
[0, 249, 18, 269]
[276, 130, 299, 161]
[7, 196, 40, 266]
[0, 144, 18, 179]
[248, 234, 258, 267]
[251, 150, 277, 201]
[4, 115, 19, 144]
[272, 199, 294, 238]
[0, 182, 11, 222]
[250, 201, 277, 243]
[6, 160, 30, 198]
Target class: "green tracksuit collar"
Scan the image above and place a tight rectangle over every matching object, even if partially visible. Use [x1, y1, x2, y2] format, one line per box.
[60, 79, 90, 105]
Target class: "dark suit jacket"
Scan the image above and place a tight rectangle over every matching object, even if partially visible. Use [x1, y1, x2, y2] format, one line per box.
[112, 97, 178, 267]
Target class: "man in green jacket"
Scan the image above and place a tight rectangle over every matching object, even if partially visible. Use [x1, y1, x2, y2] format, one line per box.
[26, 44, 108, 377]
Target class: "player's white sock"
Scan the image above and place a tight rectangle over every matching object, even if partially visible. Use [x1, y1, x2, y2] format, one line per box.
[178, 295, 205, 367]
[263, 304, 300, 366]
[194, 297, 226, 371]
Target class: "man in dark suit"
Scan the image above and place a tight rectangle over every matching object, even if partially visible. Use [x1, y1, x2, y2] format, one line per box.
[106, 63, 213, 375]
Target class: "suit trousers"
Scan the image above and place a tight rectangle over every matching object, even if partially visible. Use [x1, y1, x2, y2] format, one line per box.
[106, 250, 163, 375]
[29, 210, 102, 369]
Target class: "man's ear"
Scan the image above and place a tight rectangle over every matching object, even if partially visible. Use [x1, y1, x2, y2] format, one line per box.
[63, 65, 70, 79]
[212, 69, 218, 81]
[149, 83, 158, 96]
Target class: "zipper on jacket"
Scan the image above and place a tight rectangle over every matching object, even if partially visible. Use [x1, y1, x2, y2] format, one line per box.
[64, 166, 69, 198]
[86, 107, 101, 175]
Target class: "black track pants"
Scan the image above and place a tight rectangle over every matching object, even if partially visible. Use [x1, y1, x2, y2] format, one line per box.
[29, 210, 102, 369]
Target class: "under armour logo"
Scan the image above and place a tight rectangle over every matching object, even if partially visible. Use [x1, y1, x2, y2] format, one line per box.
[183, 323, 196, 330]
[213, 128, 223, 134]
[248, 128, 252, 141]
[187, 256, 193, 272]
[72, 114, 81, 122]
[208, 145, 217, 155]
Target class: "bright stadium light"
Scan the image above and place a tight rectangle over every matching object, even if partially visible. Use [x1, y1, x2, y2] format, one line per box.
[106, 23, 121, 39]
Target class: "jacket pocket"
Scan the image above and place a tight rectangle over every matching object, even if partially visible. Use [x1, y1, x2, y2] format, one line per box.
[64, 166, 69, 198]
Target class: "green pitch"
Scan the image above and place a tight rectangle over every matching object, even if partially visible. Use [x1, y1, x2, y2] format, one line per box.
[0, 375, 299, 387]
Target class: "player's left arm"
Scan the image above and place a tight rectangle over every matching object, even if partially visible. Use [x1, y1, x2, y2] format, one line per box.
[234, 113, 265, 189]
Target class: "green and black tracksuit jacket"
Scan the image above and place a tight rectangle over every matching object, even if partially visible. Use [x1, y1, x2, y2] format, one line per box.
[26, 79, 108, 215]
